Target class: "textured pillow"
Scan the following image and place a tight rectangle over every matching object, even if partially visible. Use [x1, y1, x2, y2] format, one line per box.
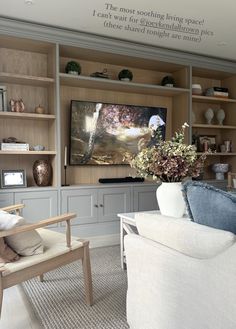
[5, 229, 43, 256]
[0, 211, 44, 256]
[0, 210, 25, 230]
[182, 181, 236, 234]
[0, 237, 19, 263]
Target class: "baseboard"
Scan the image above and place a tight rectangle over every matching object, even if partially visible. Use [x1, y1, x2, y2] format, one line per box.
[87, 233, 120, 248]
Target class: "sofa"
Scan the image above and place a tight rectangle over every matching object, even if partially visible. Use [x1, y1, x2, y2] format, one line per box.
[124, 213, 236, 329]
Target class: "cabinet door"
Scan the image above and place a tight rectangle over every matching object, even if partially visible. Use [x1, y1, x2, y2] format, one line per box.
[98, 187, 131, 222]
[14, 190, 58, 224]
[0, 192, 14, 208]
[61, 189, 98, 225]
[133, 185, 158, 212]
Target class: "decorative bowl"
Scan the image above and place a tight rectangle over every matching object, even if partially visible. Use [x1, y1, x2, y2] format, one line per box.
[192, 84, 202, 95]
[212, 163, 229, 180]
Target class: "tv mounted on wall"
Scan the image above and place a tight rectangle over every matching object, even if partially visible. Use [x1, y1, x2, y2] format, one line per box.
[69, 100, 167, 165]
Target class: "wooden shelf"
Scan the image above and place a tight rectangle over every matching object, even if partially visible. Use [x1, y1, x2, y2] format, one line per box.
[0, 111, 56, 120]
[192, 95, 236, 103]
[60, 73, 190, 96]
[0, 72, 55, 86]
[0, 150, 56, 155]
[193, 124, 236, 129]
[197, 152, 236, 156]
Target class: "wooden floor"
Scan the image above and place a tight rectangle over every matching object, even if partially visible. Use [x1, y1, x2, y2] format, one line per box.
[0, 285, 42, 329]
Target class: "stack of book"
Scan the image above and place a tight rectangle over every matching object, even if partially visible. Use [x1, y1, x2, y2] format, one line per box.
[205, 87, 229, 98]
[1, 143, 29, 151]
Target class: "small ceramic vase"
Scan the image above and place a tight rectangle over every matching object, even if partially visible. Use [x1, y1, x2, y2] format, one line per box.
[216, 108, 225, 125]
[204, 108, 214, 124]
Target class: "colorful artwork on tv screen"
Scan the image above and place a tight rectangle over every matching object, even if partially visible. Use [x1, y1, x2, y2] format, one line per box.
[69, 100, 167, 165]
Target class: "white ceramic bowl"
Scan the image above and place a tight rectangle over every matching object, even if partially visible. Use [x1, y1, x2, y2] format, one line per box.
[192, 84, 202, 95]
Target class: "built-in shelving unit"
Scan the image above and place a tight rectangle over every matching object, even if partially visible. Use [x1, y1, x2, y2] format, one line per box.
[0, 35, 57, 188]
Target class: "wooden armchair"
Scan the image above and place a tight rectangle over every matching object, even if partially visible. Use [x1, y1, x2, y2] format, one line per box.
[0, 204, 93, 316]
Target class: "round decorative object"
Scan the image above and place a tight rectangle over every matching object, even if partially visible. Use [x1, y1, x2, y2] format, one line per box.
[65, 61, 81, 75]
[33, 160, 52, 186]
[161, 76, 175, 87]
[216, 108, 225, 125]
[35, 104, 45, 114]
[118, 69, 133, 81]
[204, 108, 214, 124]
[192, 84, 202, 95]
[156, 182, 186, 218]
[212, 163, 229, 180]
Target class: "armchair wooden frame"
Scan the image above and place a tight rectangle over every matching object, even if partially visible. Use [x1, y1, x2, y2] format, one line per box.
[0, 204, 93, 316]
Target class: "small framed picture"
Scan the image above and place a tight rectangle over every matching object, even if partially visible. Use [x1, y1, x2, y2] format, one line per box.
[1, 169, 27, 188]
[198, 135, 217, 152]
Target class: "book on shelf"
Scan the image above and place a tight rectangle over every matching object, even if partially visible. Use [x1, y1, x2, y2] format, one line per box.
[1, 143, 29, 151]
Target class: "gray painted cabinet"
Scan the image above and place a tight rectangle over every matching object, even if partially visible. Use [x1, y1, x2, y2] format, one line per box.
[0, 192, 14, 208]
[133, 185, 158, 212]
[14, 190, 58, 223]
[61, 186, 131, 226]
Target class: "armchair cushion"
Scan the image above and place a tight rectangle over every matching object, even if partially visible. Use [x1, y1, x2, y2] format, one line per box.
[0, 210, 43, 256]
[136, 213, 235, 258]
[0, 238, 19, 263]
[0, 210, 24, 230]
[182, 181, 236, 234]
[2, 228, 83, 276]
[5, 228, 43, 256]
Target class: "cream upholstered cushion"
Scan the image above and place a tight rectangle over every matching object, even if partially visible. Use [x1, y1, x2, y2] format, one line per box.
[2, 228, 83, 276]
[5, 229, 43, 256]
[0, 210, 25, 230]
[135, 213, 236, 259]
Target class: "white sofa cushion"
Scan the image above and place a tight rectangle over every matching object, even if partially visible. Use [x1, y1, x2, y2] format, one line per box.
[136, 213, 236, 259]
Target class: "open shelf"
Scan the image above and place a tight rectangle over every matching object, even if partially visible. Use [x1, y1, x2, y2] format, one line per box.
[60, 73, 190, 96]
[0, 72, 55, 86]
[197, 152, 236, 156]
[0, 111, 56, 120]
[192, 95, 236, 103]
[193, 124, 236, 129]
[0, 150, 56, 155]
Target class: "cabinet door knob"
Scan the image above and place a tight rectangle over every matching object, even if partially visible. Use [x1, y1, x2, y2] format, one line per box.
[100, 204, 104, 207]
[94, 204, 98, 208]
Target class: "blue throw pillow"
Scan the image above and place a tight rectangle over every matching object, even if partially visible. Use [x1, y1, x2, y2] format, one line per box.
[182, 181, 236, 234]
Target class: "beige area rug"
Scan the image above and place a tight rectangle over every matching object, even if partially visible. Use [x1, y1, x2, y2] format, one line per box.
[22, 246, 129, 329]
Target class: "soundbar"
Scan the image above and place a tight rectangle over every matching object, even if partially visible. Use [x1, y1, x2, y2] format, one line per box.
[99, 177, 144, 183]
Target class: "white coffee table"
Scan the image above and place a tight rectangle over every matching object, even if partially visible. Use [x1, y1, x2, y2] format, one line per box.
[118, 210, 161, 269]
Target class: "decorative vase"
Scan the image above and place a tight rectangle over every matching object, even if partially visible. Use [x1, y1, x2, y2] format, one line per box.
[204, 108, 214, 124]
[216, 108, 225, 125]
[33, 159, 52, 186]
[156, 182, 186, 218]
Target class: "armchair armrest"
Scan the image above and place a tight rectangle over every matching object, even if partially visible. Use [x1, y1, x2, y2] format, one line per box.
[0, 213, 76, 247]
[1, 204, 25, 214]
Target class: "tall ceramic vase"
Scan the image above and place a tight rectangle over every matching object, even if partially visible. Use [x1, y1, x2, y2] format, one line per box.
[33, 159, 52, 186]
[156, 182, 186, 218]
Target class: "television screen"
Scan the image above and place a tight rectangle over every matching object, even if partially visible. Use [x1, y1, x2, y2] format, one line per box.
[69, 100, 167, 165]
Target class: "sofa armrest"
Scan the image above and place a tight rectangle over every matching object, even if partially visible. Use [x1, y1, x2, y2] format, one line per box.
[135, 213, 236, 259]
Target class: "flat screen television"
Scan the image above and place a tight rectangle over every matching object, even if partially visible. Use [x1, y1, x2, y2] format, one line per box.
[69, 100, 167, 165]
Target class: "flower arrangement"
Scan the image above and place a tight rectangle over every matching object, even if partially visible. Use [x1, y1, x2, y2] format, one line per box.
[125, 123, 207, 182]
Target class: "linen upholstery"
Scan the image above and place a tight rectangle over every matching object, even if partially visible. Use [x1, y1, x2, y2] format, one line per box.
[2, 228, 83, 276]
[136, 213, 235, 258]
[0, 210, 44, 256]
[182, 181, 236, 233]
[0, 238, 19, 263]
[125, 218, 236, 329]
